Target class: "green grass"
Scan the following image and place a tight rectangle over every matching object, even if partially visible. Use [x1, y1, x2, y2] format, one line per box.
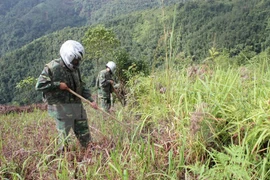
[1, 53, 270, 179]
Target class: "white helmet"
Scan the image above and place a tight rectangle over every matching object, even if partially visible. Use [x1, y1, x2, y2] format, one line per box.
[106, 61, 116, 74]
[60, 40, 85, 71]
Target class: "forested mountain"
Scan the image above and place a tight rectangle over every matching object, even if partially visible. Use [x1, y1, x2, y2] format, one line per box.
[0, 0, 180, 57]
[1, 0, 270, 105]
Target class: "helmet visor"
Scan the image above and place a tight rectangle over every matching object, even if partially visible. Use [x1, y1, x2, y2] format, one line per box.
[71, 57, 81, 67]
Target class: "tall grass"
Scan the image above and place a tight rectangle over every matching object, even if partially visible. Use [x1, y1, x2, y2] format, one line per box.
[1, 11, 270, 177]
[1, 53, 270, 179]
[126, 51, 270, 179]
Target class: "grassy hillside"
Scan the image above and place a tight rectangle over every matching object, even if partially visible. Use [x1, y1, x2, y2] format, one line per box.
[1, 0, 270, 179]
[1, 51, 270, 179]
[1, 0, 270, 105]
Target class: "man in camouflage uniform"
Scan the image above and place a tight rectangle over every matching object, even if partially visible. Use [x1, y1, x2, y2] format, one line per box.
[35, 40, 98, 151]
[96, 61, 118, 112]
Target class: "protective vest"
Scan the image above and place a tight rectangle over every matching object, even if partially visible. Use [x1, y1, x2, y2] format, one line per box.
[43, 59, 83, 104]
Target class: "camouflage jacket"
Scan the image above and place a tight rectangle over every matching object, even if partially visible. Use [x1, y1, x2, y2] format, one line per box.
[96, 69, 116, 98]
[35, 58, 94, 104]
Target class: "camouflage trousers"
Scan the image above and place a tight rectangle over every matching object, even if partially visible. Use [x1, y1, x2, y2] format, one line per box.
[48, 103, 91, 148]
[98, 96, 111, 113]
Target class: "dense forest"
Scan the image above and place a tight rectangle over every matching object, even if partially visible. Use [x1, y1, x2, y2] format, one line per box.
[1, 0, 270, 105]
[0, 0, 180, 57]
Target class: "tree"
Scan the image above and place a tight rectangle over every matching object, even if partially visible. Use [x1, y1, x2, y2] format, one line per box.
[82, 25, 120, 71]
[14, 76, 39, 105]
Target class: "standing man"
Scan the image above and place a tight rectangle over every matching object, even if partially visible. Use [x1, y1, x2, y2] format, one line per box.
[35, 40, 98, 151]
[96, 61, 118, 112]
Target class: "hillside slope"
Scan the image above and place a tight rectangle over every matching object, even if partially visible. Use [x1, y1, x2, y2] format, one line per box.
[1, 0, 270, 105]
[0, 0, 179, 57]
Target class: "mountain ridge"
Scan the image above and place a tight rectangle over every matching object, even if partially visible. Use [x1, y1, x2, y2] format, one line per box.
[0, 0, 180, 57]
